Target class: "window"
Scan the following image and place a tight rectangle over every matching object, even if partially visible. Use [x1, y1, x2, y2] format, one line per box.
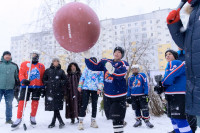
[135, 23, 137, 26]
[128, 24, 131, 27]
[150, 20, 152, 23]
[115, 32, 117, 35]
[142, 33, 147, 38]
[151, 33, 153, 36]
[115, 26, 117, 29]
[166, 34, 169, 36]
[120, 31, 124, 34]
[128, 30, 131, 33]
[142, 28, 146, 31]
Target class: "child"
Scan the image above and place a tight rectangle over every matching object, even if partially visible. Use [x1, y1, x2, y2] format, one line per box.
[162, 49, 192, 133]
[127, 64, 154, 128]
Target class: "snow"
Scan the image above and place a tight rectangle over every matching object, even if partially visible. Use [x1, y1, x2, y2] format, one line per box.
[0, 97, 199, 133]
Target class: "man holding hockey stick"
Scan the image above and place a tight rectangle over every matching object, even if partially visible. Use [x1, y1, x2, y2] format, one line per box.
[11, 50, 45, 130]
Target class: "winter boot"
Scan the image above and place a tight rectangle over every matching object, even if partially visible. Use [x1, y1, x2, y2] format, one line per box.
[133, 119, 142, 127]
[48, 123, 55, 128]
[144, 119, 154, 128]
[6, 120, 13, 124]
[59, 122, 65, 129]
[30, 116, 37, 126]
[91, 119, 98, 128]
[11, 119, 22, 128]
[78, 121, 84, 130]
[71, 118, 75, 124]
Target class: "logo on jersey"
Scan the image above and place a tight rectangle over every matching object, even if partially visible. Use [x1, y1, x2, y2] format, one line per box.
[105, 71, 113, 83]
[29, 68, 40, 81]
[132, 79, 141, 87]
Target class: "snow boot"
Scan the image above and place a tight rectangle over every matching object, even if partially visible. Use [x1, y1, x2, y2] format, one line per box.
[78, 121, 84, 130]
[11, 119, 22, 128]
[144, 119, 154, 128]
[91, 119, 98, 128]
[168, 130, 175, 133]
[59, 122, 65, 129]
[48, 123, 55, 128]
[133, 119, 142, 127]
[71, 118, 75, 124]
[6, 120, 13, 124]
[30, 116, 36, 126]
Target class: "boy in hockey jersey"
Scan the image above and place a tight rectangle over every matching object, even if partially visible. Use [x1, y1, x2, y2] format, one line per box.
[127, 65, 154, 128]
[83, 46, 129, 133]
[11, 50, 45, 129]
[162, 49, 192, 133]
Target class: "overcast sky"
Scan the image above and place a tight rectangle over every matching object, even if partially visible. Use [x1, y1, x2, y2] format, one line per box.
[0, 0, 182, 56]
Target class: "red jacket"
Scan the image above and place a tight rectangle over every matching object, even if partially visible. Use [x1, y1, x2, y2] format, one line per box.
[19, 61, 45, 89]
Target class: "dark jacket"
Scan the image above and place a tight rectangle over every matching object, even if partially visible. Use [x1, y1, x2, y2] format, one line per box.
[65, 62, 82, 119]
[167, 0, 200, 115]
[0, 56, 20, 90]
[42, 64, 67, 111]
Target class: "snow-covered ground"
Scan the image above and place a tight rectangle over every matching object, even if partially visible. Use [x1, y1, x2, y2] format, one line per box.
[0, 97, 199, 133]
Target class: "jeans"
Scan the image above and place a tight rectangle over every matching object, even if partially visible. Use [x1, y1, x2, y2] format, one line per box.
[0, 89, 14, 121]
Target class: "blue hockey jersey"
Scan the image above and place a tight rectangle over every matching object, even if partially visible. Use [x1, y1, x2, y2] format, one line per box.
[127, 73, 149, 96]
[162, 60, 186, 95]
[85, 58, 129, 98]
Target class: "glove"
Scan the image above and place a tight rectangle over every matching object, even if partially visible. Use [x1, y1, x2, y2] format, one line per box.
[126, 96, 132, 104]
[145, 95, 149, 102]
[166, 8, 180, 24]
[82, 50, 90, 59]
[154, 84, 166, 94]
[22, 79, 30, 86]
[105, 62, 115, 74]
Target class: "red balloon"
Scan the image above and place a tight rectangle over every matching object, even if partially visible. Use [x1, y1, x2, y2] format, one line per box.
[53, 2, 100, 53]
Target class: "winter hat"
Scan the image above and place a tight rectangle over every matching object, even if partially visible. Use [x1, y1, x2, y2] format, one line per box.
[165, 49, 178, 60]
[113, 46, 125, 58]
[131, 64, 140, 71]
[3, 51, 11, 57]
[52, 57, 60, 63]
[90, 57, 97, 63]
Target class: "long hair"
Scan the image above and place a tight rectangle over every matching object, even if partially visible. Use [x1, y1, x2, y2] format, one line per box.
[67, 62, 81, 74]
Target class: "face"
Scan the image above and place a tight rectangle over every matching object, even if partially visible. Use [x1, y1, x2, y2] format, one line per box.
[4, 54, 11, 61]
[114, 50, 122, 60]
[71, 64, 77, 72]
[53, 60, 59, 67]
[165, 52, 175, 62]
[132, 68, 139, 74]
[32, 53, 37, 58]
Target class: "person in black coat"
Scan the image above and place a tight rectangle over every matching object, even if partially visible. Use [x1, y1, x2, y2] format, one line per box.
[42, 58, 67, 129]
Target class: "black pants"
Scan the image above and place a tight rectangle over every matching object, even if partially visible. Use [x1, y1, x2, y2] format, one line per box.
[165, 94, 186, 119]
[51, 110, 64, 124]
[79, 90, 98, 118]
[131, 95, 149, 119]
[104, 95, 126, 133]
[19, 88, 41, 101]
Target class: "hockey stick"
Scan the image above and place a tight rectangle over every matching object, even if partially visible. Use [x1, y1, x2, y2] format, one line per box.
[21, 53, 33, 131]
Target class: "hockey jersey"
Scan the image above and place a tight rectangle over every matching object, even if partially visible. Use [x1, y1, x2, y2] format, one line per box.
[162, 60, 186, 94]
[127, 73, 149, 96]
[85, 58, 129, 98]
[19, 61, 45, 89]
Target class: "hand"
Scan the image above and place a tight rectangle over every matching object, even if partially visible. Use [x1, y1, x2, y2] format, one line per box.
[82, 50, 90, 59]
[97, 90, 101, 95]
[78, 87, 82, 92]
[126, 96, 132, 104]
[22, 79, 30, 86]
[166, 8, 180, 24]
[154, 85, 164, 94]
[105, 62, 115, 74]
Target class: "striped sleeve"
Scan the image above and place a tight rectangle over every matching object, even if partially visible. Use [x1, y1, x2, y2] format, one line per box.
[85, 58, 106, 71]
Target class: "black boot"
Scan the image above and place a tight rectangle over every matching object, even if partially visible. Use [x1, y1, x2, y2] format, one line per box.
[48, 112, 56, 128]
[56, 110, 65, 129]
[71, 118, 75, 124]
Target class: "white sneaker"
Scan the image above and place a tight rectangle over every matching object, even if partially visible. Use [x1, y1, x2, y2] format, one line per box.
[11, 119, 22, 128]
[30, 116, 36, 126]
[91, 120, 98, 128]
[78, 122, 84, 130]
